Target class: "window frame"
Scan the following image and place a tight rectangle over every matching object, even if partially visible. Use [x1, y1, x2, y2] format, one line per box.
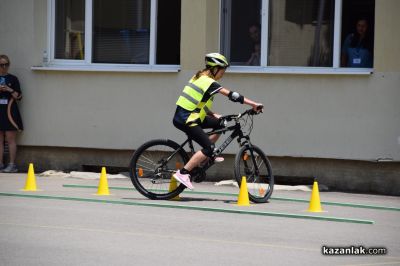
[219, 0, 373, 75]
[42, 0, 180, 72]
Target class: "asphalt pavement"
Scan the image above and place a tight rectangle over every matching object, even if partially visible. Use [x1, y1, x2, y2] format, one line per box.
[0, 172, 399, 266]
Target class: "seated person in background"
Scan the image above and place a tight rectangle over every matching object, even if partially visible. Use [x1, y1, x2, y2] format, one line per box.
[246, 24, 261, 66]
[246, 43, 260, 66]
[341, 18, 373, 68]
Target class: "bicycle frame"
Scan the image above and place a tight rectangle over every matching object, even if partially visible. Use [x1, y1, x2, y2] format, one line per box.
[207, 122, 250, 156]
[164, 119, 254, 174]
[129, 108, 272, 201]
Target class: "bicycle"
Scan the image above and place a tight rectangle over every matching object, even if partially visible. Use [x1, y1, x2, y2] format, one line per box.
[128, 108, 274, 203]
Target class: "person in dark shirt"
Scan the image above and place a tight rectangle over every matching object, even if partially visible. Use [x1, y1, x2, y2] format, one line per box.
[0, 55, 23, 173]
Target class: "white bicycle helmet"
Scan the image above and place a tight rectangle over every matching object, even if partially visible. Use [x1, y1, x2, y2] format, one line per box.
[205, 53, 230, 68]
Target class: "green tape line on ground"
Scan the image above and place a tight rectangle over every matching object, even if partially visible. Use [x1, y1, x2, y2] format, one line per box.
[0, 192, 374, 225]
[63, 184, 233, 196]
[62, 184, 400, 212]
[270, 196, 400, 212]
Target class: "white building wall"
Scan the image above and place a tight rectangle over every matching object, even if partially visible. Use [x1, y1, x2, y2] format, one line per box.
[0, 0, 399, 162]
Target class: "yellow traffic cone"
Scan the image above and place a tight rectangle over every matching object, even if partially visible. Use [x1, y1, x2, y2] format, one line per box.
[96, 167, 110, 195]
[308, 180, 323, 212]
[168, 176, 180, 201]
[237, 176, 250, 206]
[23, 163, 37, 191]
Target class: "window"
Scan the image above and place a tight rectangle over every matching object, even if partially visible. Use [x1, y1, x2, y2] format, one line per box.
[341, 0, 374, 68]
[221, 0, 262, 66]
[155, 0, 181, 65]
[92, 0, 151, 64]
[269, 0, 334, 67]
[220, 0, 374, 72]
[50, 0, 181, 67]
[54, 0, 85, 60]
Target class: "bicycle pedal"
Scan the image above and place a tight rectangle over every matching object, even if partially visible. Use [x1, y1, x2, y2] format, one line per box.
[214, 156, 224, 163]
[193, 174, 207, 183]
[191, 167, 207, 183]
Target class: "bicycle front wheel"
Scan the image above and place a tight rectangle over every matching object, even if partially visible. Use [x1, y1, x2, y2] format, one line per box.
[129, 139, 189, 200]
[234, 145, 274, 203]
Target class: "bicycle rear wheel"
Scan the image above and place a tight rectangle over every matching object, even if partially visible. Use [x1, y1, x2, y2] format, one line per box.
[129, 139, 189, 200]
[234, 145, 274, 203]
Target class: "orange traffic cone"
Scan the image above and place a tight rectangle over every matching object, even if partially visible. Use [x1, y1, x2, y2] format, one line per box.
[237, 176, 250, 206]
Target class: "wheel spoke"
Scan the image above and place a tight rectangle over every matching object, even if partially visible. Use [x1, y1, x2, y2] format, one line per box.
[129, 140, 188, 200]
[135, 162, 157, 172]
[235, 146, 274, 203]
[256, 156, 264, 170]
[137, 156, 158, 166]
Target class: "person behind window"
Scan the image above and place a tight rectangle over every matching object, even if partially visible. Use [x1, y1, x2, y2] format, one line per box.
[341, 18, 373, 68]
[172, 53, 263, 189]
[0, 55, 23, 173]
[246, 24, 261, 66]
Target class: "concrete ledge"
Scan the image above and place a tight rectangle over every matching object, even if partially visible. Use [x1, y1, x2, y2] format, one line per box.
[12, 145, 400, 196]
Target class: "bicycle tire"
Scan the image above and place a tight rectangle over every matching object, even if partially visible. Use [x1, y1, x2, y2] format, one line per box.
[234, 145, 274, 203]
[129, 139, 189, 200]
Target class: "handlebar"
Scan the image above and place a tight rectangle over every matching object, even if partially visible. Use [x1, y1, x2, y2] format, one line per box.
[242, 106, 263, 116]
[219, 106, 263, 123]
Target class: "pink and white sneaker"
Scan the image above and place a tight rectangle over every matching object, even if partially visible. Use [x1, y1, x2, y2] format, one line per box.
[173, 170, 194, 190]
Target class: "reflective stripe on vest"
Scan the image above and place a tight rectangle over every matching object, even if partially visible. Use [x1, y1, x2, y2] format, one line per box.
[187, 83, 203, 95]
[200, 96, 214, 121]
[181, 91, 199, 106]
[176, 75, 215, 123]
[202, 95, 214, 114]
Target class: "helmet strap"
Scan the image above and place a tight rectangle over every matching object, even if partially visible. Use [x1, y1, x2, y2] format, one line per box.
[210, 67, 220, 78]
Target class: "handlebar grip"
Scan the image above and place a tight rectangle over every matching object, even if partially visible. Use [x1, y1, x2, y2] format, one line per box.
[247, 106, 263, 115]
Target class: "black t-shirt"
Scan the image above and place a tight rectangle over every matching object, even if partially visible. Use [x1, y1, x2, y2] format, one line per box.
[0, 73, 23, 131]
[202, 81, 222, 102]
[0, 74, 21, 99]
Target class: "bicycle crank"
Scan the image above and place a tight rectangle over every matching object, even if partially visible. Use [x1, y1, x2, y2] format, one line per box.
[191, 167, 207, 183]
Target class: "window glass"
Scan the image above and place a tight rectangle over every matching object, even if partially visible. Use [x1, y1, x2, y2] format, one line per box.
[53, 0, 181, 66]
[340, 0, 374, 68]
[55, 0, 85, 60]
[268, 0, 334, 67]
[221, 0, 262, 66]
[156, 0, 181, 65]
[92, 0, 151, 64]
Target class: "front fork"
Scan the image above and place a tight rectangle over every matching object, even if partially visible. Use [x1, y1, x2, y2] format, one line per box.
[238, 137, 260, 178]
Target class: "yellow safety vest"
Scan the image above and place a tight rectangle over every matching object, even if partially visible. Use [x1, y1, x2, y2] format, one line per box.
[176, 75, 216, 125]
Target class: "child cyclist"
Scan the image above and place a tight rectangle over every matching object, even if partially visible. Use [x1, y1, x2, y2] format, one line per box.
[172, 53, 263, 190]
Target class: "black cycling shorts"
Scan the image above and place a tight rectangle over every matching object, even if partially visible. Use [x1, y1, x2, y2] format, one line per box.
[173, 115, 223, 157]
